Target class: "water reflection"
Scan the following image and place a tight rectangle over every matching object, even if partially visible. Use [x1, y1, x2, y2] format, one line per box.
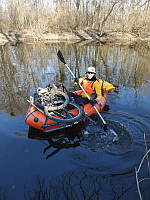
[27, 116, 133, 159]
[0, 43, 150, 116]
[0, 42, 150, 199]
[28, 124, 85, 159]
[23, 168, 150, 200]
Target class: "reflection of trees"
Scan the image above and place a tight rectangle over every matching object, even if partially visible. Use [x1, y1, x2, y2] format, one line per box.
[0, 43, 150, 115]
[0, 45, 31, 115]
[0, 43, 64, 115]
[58, 44, 150, 89]
[0, 45, 26, 115]
[24, 168, 145, 200]
[26, 127, 146, 200]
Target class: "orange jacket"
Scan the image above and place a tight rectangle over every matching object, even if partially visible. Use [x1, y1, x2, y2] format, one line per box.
[79, 77, 103, 100]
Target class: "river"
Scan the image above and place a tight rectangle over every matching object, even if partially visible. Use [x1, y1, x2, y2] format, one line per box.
[0, 42, 150, 200]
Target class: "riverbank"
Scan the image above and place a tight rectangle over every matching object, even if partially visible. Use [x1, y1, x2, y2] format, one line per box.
[1, 29, 150, 47]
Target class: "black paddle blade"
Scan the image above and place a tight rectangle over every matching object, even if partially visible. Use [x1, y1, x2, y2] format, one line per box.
[57, 50, 66, 65]
[103, 124, 108, 131]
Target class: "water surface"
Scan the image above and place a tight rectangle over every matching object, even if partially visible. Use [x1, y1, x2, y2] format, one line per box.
[0, 42, 150, 199]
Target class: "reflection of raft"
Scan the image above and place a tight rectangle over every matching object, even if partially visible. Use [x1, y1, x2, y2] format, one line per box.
[25, 89, 107, 133]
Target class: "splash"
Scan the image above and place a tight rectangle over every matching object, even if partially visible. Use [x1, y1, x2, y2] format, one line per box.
[80, 119, 133, 155]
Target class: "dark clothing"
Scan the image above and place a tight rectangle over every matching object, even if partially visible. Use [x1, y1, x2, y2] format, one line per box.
[68, 92, 90, 105]
[86, 74, 96, 81]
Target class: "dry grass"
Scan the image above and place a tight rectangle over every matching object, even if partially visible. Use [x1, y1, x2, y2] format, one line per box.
[0, 0, 150, 38]
[135, 133, 150, 200]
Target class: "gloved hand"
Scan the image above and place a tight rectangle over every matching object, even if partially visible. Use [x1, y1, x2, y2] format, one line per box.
[74, 78, 79, 84]
[89, 99, 98, 106]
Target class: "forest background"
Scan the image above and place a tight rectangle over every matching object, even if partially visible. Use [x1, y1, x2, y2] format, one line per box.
[0, 0, 150, 44]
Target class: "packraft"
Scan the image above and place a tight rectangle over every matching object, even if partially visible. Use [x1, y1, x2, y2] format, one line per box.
[25, 81, 114, 133]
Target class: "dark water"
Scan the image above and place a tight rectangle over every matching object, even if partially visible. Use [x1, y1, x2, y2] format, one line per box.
[0, 42, 150, 199]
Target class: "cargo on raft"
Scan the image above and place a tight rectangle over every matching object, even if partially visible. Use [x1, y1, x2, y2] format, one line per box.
[25, 82, 114, 133]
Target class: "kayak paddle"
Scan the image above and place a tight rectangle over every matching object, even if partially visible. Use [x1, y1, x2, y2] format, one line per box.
[57, 50, 107, 130]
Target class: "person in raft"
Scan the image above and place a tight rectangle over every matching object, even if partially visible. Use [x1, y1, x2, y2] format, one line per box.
[70, 66, 115, 107]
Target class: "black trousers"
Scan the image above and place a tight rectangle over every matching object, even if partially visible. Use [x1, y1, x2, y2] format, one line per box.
[68, 92, 90, 105]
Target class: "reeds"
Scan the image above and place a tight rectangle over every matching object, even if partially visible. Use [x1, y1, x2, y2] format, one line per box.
[135, 133, 150, 200]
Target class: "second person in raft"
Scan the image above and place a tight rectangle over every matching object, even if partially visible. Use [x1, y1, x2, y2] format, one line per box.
[70, 66, 115, 106]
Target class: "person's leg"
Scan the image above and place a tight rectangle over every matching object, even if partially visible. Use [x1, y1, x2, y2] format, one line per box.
[68, 92, 89, 105]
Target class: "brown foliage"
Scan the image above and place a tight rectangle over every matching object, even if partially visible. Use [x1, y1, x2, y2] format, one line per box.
[0, 0, 150, 37]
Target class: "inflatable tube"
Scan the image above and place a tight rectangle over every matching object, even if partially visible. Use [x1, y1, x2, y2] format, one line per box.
[44, 102, 83, 124]
[25, 90, 107, 132]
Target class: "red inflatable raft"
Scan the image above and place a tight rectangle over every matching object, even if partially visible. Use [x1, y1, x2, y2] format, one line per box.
[25, 90, 107, 133]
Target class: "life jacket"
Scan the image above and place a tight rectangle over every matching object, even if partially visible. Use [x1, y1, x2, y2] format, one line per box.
[81, 78, 102, 95]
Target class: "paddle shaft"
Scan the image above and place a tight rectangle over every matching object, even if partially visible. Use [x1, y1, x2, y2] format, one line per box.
[57, 50, 106, 125]
[64, 63, 106, 124]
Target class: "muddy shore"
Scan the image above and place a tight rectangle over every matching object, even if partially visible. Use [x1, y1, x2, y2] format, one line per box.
[1, 29, 150, 46]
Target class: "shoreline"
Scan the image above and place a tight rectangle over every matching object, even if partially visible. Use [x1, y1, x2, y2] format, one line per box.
[1, 29, 150, 47]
